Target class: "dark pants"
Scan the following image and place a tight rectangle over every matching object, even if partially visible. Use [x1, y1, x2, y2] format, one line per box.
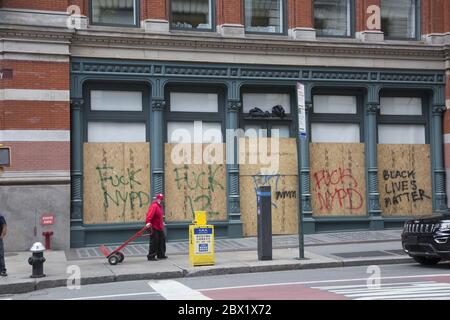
[0, 238, 5, 272]
[147, 229, 166, 259]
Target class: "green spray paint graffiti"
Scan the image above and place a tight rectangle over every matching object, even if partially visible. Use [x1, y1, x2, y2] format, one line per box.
[96, 165, 150, 216]
[173, 165, 224, 219]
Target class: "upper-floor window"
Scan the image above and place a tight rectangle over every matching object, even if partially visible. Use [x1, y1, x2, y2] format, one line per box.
[310, 92, 363, 143]
[378, 96, 428, 144]
[90, 0, 139, 27]
[171, 0, 213, 30]
[314, 0, 352, 37]
[244, 0, 284, 34]
[381, 0, 418, 39]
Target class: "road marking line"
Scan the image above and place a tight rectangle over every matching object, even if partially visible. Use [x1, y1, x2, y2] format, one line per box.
[356, 292, 450, 300]
[199, 273, 450, 292]
[316, 281, 436, 290]
[148, 280, 211, 300]
[333, 285, 450, 295]
[314, 281, 450, 300]
[346, 288, 450, 298]
[65, 291, 159, 300]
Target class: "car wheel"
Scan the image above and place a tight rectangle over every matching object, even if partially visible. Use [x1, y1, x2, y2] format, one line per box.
[413, 256, 441, 266]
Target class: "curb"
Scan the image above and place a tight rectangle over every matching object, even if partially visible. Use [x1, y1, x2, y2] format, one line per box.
[0, 256, 413, 296]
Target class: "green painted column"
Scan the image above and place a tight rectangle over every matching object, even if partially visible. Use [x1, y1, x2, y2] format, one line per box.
[70, 98, 85, 247]
[226, 81, 243, 238]
[300, 85, 314, 234]
[366, 85, 383, 229]
[151, 98, 166, 197]
[431, 95, 447, 211]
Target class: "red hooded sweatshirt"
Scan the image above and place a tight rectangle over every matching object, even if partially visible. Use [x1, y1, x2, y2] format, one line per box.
[145, 201, 164, 231]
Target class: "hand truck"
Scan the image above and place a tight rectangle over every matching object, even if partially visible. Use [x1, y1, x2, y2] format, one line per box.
[99, 225, 151, 265]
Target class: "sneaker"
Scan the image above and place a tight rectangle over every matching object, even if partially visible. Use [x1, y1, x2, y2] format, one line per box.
[157, 256, 168, 259]
[147, 256, 158, 261]
[0, 271, 7, 277]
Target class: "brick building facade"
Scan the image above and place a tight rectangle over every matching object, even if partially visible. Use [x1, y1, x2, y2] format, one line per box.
[0, 0, 449, 250]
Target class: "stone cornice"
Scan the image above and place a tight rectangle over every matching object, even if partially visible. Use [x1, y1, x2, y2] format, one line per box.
[0, 23, 446, 61]
[70, 31, 446, 60]
[0, 24, 74, 42]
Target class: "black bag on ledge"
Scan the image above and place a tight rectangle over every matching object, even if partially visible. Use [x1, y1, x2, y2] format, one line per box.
[272, 105, 285, 118]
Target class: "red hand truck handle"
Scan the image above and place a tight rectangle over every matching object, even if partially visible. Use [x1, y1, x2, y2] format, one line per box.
[109, 225, 149, 256]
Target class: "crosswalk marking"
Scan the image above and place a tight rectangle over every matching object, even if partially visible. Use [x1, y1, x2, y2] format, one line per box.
[313, 281, 450, 300]
[148, 280, 211, 300]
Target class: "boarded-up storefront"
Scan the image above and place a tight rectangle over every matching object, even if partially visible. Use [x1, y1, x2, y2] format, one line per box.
[83, 143, 151, 224]
[310, 143, 366, 216]
[164, 144, 227, 222]
[239, 138, 299, 236]
[378, 144, 432, 216]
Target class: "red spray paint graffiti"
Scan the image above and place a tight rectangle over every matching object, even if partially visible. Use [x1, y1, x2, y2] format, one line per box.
[313, 168, 363, 211]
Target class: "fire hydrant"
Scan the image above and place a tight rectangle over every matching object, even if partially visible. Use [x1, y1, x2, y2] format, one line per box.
[28, 242, 46, 278]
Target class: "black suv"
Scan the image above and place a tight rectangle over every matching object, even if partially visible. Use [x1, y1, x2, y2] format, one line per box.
[402, 215, 450, 265]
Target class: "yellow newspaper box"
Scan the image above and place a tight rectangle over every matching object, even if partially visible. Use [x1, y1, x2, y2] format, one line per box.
[189, 211, 215, 266]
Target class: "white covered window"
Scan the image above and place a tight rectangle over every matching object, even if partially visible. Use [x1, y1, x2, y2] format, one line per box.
[380, 97, 422, 115]
[88, 122, 146, 142]
[313, 95, 357, 114]
[168, 121, 222, 143]
[311, 123, 360, 143]
[378, 125, 425, 144]
[90, 90, 142, 111]
[170, 92, 218, 113]
[271, 125, 290, 138]
[311, 94, 361, 143]
[378, 95, 426, 145]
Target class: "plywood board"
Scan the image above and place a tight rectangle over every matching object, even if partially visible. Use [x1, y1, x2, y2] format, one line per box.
[239, 138, 299, 236]
[83, 143, 150, 224]
[239, 175, 299, 237]
[164, 144, 227, 222]
[310, 143, 366, 216]
[238, 138, 298, 176]
[378, 144, 432, 216]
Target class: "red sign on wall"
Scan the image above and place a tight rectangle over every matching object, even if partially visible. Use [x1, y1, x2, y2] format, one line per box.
[41, 215, 55, 226]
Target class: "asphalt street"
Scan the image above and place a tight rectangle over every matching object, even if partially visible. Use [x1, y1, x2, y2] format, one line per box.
[2, 262, 450, 300]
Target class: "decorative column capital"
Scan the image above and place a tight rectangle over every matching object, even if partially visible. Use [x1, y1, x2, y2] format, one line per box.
[227, 101, 242, 113]
[152, 99, 167, 111]
[70, 98, 84, 110]
[432, 104, 446, 115]
[366, 103, 380, 114]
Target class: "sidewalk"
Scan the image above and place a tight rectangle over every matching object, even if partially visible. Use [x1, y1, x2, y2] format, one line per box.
[0, 229, 412, 295]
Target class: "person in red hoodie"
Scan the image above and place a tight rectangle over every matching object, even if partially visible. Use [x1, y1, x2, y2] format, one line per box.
[145, 193, 167, 261]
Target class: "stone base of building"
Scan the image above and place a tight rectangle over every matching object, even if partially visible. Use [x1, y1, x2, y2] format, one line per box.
[0, 184, 70, 252]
